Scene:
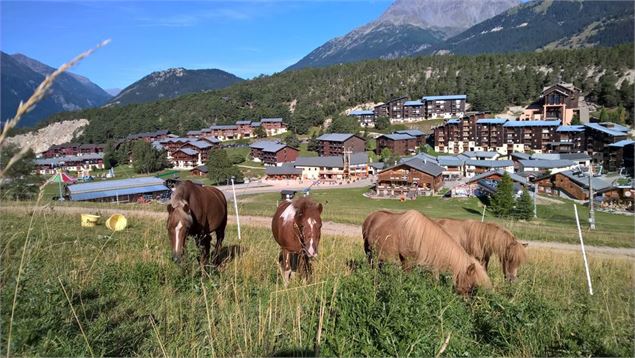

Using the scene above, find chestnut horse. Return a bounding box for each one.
[436,219,528,281]
[363,210,491,295]
[272,197,323,286]
[167,180,227,266]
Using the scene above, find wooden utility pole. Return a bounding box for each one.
[588,165,596,230]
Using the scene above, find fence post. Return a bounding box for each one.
[573,204,593,295]
[481,205,486,222]
[231,176,241,241]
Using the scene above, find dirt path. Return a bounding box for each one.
[3,204,634,260]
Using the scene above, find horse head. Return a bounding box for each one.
[502,241,528,282]
[167,199,193,262]
[294,201,323,258]
[455,259,492,296]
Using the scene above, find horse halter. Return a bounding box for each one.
[293,221,311,255]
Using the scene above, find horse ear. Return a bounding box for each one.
[167,204,174,214]
[522,242,528,247]
[466,263,476,275]
[318,203,323,213]
[182,203,190,214]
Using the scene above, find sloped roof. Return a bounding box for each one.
[68,177,166,194]
[465,159,513,168]
[531,153,590,161]
[404,100,423,106]
[379,133,414,141]
[599,122,629,132]
[461,151,499,159]
[35,153,104,166]
[261,118,283,123]
[386,158,443,177]
[349,110,375,116]
[437,155,465,166]
[503,120,561,127]
[519,159,577,169]
[317,133,357,142]
[608,139,635,148]
[250,140,281,149]
[557,125,585,132]
[265,164,302,176]
[395,129,425,137]
[294,152,368,168]
[584,123,626,136]
[559,170,613,192]
[192,165,208,173]
[476,118,507,125]
[236,120,252,125]
[467,169,528,185]
[186,140,214,149]
[447,119,460,124]
[422,95,466,101]
[511,152,531,160]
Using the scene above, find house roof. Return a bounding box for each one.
[608,139,635,148]
[294,152,367,168]
[250,121,261,127]
[261,118,283,123]
[519,159,577,169]
[35,153,104,166]
[265,164,302,176]
[476,118,507,125]
[531,153,591,161]
[465,159,513,168]
[210,124,238,130]
[584,123,626,136]
[447,119,460,124]
[557,125,585,132]
[379,133,414,141]
[404,100,423,106]
[503,120,561,127]
[250,140,281,149]
[467,169,529,185]
[187,130,202,136]
[511,152,531,160]
[159,137,193,144]
[176,148,198,156]
[422,95,466,101]
[236,120,252,125]
[437,155,465,166]
[349,110,375,116]
[389,158,443,177]
[317,133,357,142]
[185,140,214,150]
[559,170,613,192]
[599,122,629,132]
[461,151,499,159]
[192,165,208,173]
[200,136,220,144]
[395,129,425,137]
[68,177,167,195]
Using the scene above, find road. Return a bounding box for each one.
[5,204,634,260]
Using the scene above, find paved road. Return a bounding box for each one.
[5,204,634,260]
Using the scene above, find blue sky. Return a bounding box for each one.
[1,0,392,89]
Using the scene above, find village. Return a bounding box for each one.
[31,83,634,213]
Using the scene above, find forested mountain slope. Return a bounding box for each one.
[36,44,634,143]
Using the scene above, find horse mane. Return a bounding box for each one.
[170,180,193,208]
[291,197,321,218]
[464,220,526,265]
[396,211,490,287]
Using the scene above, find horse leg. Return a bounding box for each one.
[482,256,490,271]
[364,239,375,268]
[196,234,211,271]
[213,220,227,265]
[279,250,292,287]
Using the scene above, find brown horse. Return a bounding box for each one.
[166,180,227,267]
[363,210,491,295]
[272,197,323,286]
[436,219,528,281]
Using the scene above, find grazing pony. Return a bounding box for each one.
[436,219,528,281]
[272,197,323,286]
[167,180,227,267]
[362,210,491,295]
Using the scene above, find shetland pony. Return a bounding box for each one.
[436,219,528,281]
[272,197,323,286]
[167,180,227,267]
[363,210,491,295]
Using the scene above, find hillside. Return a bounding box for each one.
[107,67,244,106]
[286,0,518,70]
[1,52,112,128]
[36,44,634,144]
[437,0,635,55]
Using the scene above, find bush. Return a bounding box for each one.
[230,153,246,164]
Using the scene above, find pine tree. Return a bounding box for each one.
[307,132,319,152]
[490,173,515,218]
[131,141,169,174]
[284,132,301,148]
[206,148,243,185]
[514,188,534,221]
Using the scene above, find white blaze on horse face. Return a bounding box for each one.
[281,204,296,225]
[307,238,316,257]
[174,221,184,253]
[307,218,316,231]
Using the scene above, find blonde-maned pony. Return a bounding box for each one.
[436,219,528,281]
[363,210,492,295]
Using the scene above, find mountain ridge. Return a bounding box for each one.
[107,67,244,106]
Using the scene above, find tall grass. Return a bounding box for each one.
[1,210,633,356]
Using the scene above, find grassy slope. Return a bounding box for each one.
[1,210,632,356]
[234,188,635,248]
